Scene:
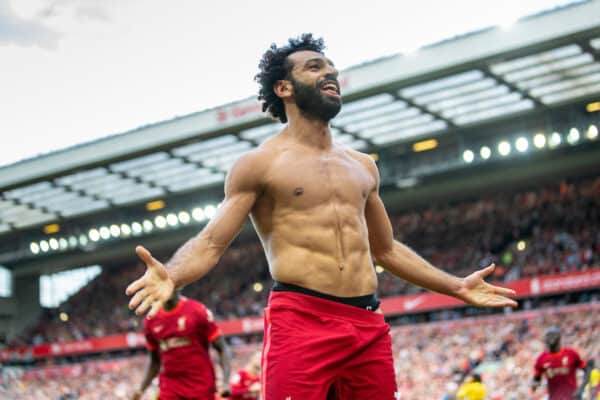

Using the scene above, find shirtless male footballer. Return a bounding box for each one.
[126,33,517,399]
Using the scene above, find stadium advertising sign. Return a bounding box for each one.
[213,75,349,124]
[382,268,600,315]
[0,333,145,361]
[216,100,263,124]
[2,268,598,362]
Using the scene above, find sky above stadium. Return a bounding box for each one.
[0,0,579,167]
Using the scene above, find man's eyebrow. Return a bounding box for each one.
[301,57,335,70]
[304,57,335,67]
[303,57,326,67]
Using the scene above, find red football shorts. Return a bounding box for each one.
[158,388,216,400]
[261,291,398,399]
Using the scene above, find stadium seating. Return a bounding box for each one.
[14,176,600,346]
[4,303,598,399]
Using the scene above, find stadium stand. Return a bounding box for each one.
[12,175,599,346]
[1,3,600,399]
[3,302,598,399]
[391,303,600,399]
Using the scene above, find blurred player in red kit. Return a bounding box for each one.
[132,289,232,400]
[531,326,591,400]
[229,351,261,399]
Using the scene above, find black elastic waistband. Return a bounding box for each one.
[272,281,380,311]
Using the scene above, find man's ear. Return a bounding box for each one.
[274,79,293,99]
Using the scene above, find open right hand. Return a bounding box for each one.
[126,245,175,318]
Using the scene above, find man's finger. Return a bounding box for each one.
[479,263,495,278]
[489,295,518,308]
[503,299,518,308]
[136,296,154,316]
[148,301,162,319]
[126,277,145,296]
[136,245,159,267]
[129,288,147,310]
[491,285,516,297]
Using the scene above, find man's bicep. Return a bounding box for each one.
[201,191,256,247]
[200,152,262,248]
[360,153,395,259]
[364,190,395,259]
[211,334,227,352]
[150,349,160,364]
[534,357,544,377]
[144,323,158,351]
[574,350,586,369]
[224,150,263,199]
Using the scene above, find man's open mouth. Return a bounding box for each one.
[320,80,340,97]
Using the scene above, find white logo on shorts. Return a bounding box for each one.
[394,391,401,399]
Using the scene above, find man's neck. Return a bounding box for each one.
[549,345,561,353]
[286,109,333,149]
[163,297,179,311]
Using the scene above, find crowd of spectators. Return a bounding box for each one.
[13,176,600,346]
[4,302,598,399]
[1,341,259,400]
[1,356,149,399]
[391,302,599,399]
[379,176,600,296]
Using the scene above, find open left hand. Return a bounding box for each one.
[456,264,518,308]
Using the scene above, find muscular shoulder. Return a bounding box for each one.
[187,299,215,322]
[344,147,380,182]
[142,315,153,330]
[225,147,272,195]
[186,298,205,313]
[143,313,163,332]
[564,348,582,358]
[563,347,578,354]
[535,352,548,365]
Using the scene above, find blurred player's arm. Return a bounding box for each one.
[530,375,542,392]
[362,155,517,308]
[212,335,232,397]
[132,350,160,400]
[127,151,265,317]
[531,356,543,393]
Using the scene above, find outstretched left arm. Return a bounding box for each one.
[362,157,517,308]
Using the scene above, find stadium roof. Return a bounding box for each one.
[1,0,600,259]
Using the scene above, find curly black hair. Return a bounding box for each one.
[255,33,326,123]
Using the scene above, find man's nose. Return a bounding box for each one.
[326,65,339,79]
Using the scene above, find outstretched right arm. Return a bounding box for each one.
[126,151,264,317]
[531,355,543,393]
[132,350,160,399]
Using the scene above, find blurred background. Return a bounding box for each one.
[0,0,599,399]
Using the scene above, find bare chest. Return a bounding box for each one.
[264,151,374,209]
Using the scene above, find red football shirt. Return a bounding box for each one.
[144,297,222,398]
[534,347,586,400]
[230,369,260,399]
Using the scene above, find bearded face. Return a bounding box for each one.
[290,74,341,122]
